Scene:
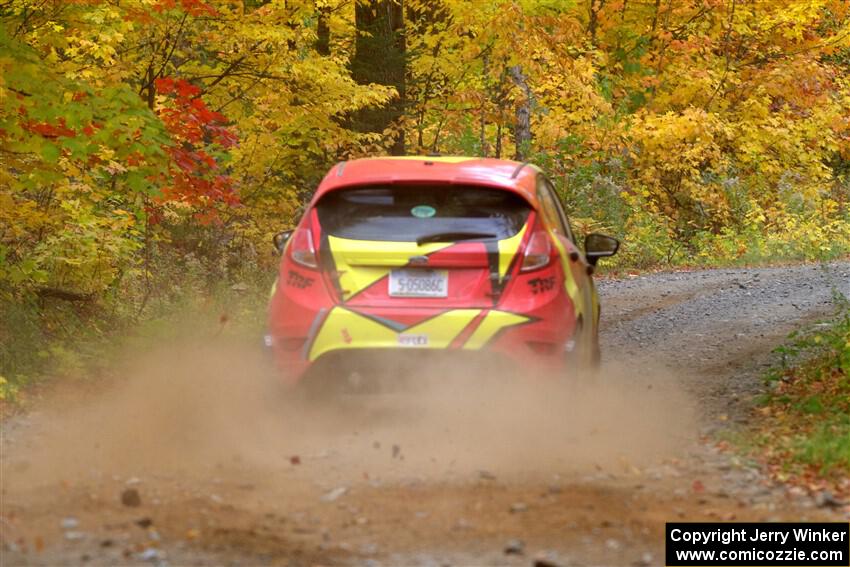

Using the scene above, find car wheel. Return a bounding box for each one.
[570,316,600,375]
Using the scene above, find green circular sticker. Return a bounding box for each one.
[411,205,436,218]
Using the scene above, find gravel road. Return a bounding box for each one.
[2,262,848,567]
[599,263,849,422]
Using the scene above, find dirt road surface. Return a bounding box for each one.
[2,262,849,566]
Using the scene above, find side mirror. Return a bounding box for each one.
[273,230,293,254]
[585,233,619,266]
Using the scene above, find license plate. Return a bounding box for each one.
[389,269,448,298]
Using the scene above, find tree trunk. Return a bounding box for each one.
[508,65,532,161]
[352,0,406,155]
[588,0,605,45]
[316,4,330,55]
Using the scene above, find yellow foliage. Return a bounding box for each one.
[1,0,849,303]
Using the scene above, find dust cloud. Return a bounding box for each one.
[2,335,696,493]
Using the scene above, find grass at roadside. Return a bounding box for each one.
[0,275,271,407]
[744,294,850,495]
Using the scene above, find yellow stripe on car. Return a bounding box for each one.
[462,311,530,350]
[308,308,399,361]
[327,235,453,300]
[308,307,530,361]
[496,223,528,282]
[404,309,480,347]
[549,236,583,320]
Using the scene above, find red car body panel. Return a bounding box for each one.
[314,158,541,208]
[266,157,595,385]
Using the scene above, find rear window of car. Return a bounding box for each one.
[316,185,531,242]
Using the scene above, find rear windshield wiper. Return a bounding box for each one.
[416,231,498,245]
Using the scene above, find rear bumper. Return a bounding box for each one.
[267,302,577,384]
[267,251,581,384]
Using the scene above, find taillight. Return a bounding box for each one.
[520,229,552,272]
[289,227,318,269]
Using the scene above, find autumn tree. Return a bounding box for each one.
[1,0,849,309]
[351,0,406,155]
[0,0,394,302]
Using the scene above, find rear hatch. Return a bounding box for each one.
[315,184,531,307]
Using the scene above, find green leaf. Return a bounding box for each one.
[125,172,150,193]
[40,143,61,163]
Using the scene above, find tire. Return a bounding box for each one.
[570,316,600,377]
[576,280,601,370]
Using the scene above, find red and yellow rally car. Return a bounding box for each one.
[266,157,619,386]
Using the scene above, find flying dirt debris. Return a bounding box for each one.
[1,263,847,566]
[121,488,142,508]
[4,0,850,563]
